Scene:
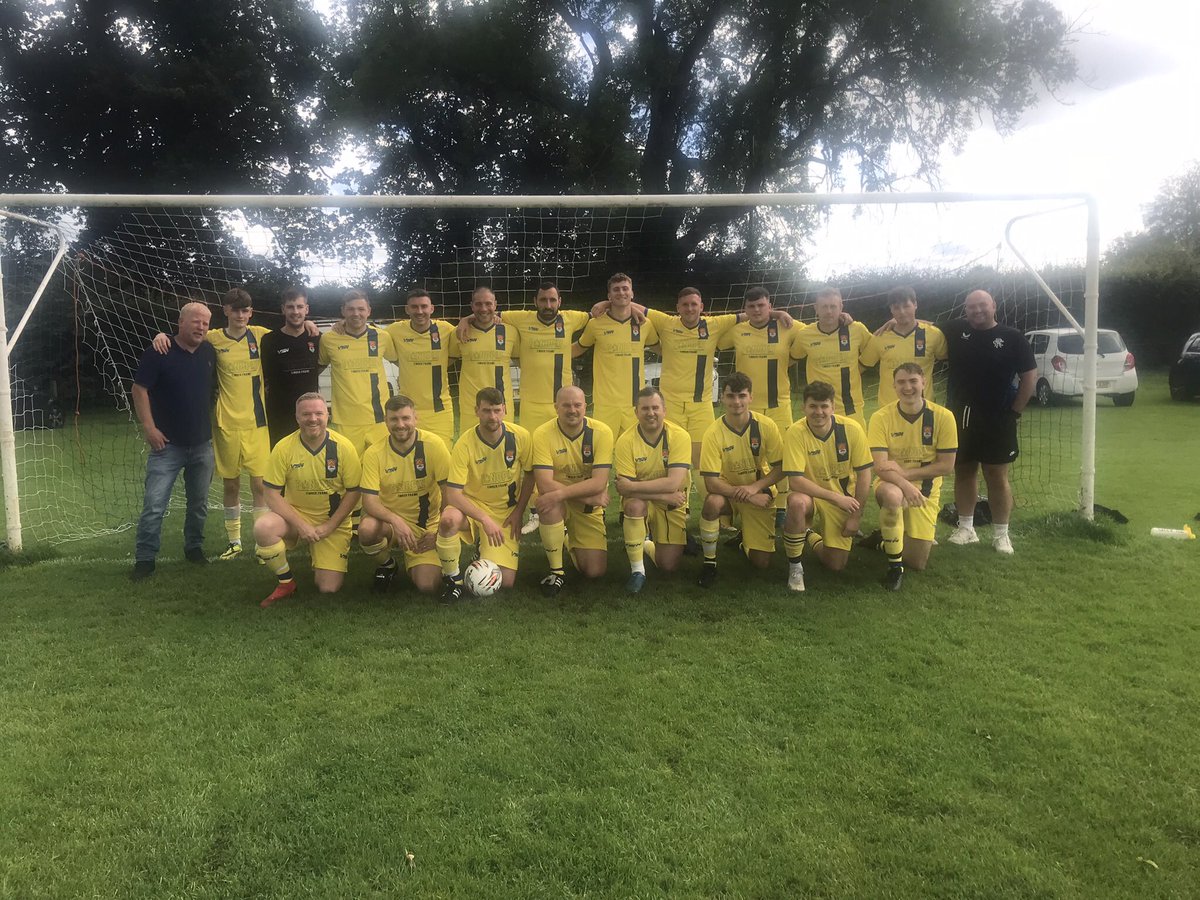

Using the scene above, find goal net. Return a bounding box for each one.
[0,195,1097,549]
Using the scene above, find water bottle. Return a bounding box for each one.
[1150,525,1195,540]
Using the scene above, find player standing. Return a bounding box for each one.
[261,286,324,448]
[860,286,948,406]
[614,387,692,594]
[791,287,873,428]
[781,381,873,591]
[717,288,800,437]
[437,388,534,602]
[318,289,396,458]
[384,289,457,448]
[358,395,452,595]
[449,286,520,413]
[530,385,614,596]
[868,364,958,590]
[254,393,362,607]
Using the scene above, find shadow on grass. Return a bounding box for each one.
[0,543,60,570]
[1021,512,1129,545]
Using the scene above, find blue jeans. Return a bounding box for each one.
[134,442,215,562]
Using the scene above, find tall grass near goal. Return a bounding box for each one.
[0,193,1099,551]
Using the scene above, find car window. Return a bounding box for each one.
[1030,334,1050,355]
[1057,333,1125,355]
[1186,336,1200,356]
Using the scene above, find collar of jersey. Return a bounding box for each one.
[636,424,666,447]
[806,418,836,442]
[222,328,250,342]
[470,320,497,333]
[556,420,587,441]
[892,323,919,338]
[475,423,507,449]
[300,432,330,455]
[605,311,633,324]
[721,414,753,436]
[817,322,843,335]
[345,327,371,339]
[389,435,419,456]
[898,401,928,424]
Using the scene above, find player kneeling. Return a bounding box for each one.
[781,381,873,591]
[697,373,785,587]
[436,389,534,602]
[532,386,614,596]
[254,393,361,607]
[867,363,958,591]
[614,387,692,594]
[357,395,452,596]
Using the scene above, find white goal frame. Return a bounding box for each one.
[0,191,1101,552]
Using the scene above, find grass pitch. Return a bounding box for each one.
[2,373,1198,897]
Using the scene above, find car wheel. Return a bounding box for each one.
[1112,391,1135,407]
[1035,379,1055,407]
[1169,377,1186,401]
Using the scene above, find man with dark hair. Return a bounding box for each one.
[791,286,873,428]
[261,286,324,447]
[384,289,457,447]
[318,289,396,457]
[449,286,521,414]
[861,286,948,406]
[944,289,1036,555]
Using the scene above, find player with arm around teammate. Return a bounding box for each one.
[260,285,325,448]
[357,395,452,595]
[781,380,873,592]
[868,363,958,591]
[614,386,692,594]
[383,289,457,448]
[254,393,362,607]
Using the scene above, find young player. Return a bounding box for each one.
[261,285,324,448]
[449,286,520,413]
[383,289,456,448]
[868,363,958,591]
[781,381,873,591]
[860,286,948,406]
[614,386,692,594]
[318,289,396,457]
[531,385,614,595]
[254,393,362,607]
[573,273,658,439]
[358,395,452,595]
[791,286,873,427]
[716,287,800,437]
[437,388,534,602]
[697,373,785,587]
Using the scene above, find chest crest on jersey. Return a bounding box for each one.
[922,424,933,443]
[750,434,761,454]
[430,324,442,350]
[697,319,709,340]
[246,331,260,359]
[631,321,641,342]
[767,322,778,343]
[495,325,506,350]
[554,317,565,339]
[838,326,851,352]
[415,456,426,477]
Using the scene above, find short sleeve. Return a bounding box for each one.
[133,346,163,390]
[790,326,810,360]
[531,425,554,469]
[762,416,784,464]
[427,433,452,483]
[264,440,289,490]
[577,318,598,349]
[860,334,881,367]
[318,336,331,365]
[340,439,362,490]
[847,420,873,469]
[564,310,591,335]
[591,420,614,467]
[928,325,949,361]
[446,434,471,487]
[782,425,807,476]
[447,329,462,360]
[517,428,534,472]
[935,406,959,453]
[614,432,636,479]
[640,316,659,346]
[867,409,888,451]
[699,423,722,476]
[359,443,382,494]
[667,425,691,468]
[716,328,735,351]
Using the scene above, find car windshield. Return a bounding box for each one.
[1058,332,1125,355]
[1186,336,1200,356]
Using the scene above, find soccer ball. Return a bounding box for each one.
[463,558,504,597]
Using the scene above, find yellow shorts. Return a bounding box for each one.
[334,422,389,458]
[872,480,940,543]
[812,498,854,552]
[285,515,352,573]
[565,500,608,551]
[419,409,456,449]
[663,397,714,443]
[392,522,441,571]
[591,404,637,440]
[461,504,521,571]
[646,501,689,547]
[518,400,557,434]
[213,425,270,480]
[732,501,777,554]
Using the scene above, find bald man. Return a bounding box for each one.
[944,289,1036,555]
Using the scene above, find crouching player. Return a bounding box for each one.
[532,385,614,596]
[614,386,692,594]
[697,373,784,587]
[357,395,452,595]
[437,388,534,602]
[781,380,873,591]
[868,363,958,591]
[254,393,361,607]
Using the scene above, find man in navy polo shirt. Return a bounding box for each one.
[130,301,218,579]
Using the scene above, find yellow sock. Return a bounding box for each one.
[879,508,904,566]
[251,506,268,523]
[436,532,462,578]
[360,537,390,559]
[700,518,720,562]
[623,515,647,574]
[539,520,566,575]
[643,538,657,566]
[255,539,291,580]
[224,507,241,545]
[783,531,806,564]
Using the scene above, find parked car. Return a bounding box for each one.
[1025,327,1138,407]
[1169,332,1200,401]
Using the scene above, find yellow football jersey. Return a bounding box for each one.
[503,309,589,406]
[449,322,520,408]
[531,416,614,486]
[384,320,454,415]
[577,313,658,411]
[791,321,872,419]
[717,320,798,412]
[447,422,532,510]
[614,420,692,482]
[699,412,783,486]
[860,323,949,405]
[318,327,396,426]
[782,415,872,495]
[647,310,738,403]
[207,325,270,430]
[359,429,451,527]
[867,400,958,496]
[263,428,362,520]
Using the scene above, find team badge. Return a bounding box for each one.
[750,434,761,454]
[915,337,925,354]
[368,340,377,353]
[631,321,641,342]
[839,328,850,352]
[430,324,441,350]
[554,317,564,339]
[326,456,339,476]
[922,424,933,442]
[307,342,315,353]
[415,455,426,477]
[767,322,778,342]
[504,446,515,466]
[698,319,709,340]
[582,444,593,461]
[496,331,506,349]
[837,442,847,457]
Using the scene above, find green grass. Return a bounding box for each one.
[2,372,1198,897]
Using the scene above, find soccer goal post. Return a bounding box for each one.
[0,191,1100,552]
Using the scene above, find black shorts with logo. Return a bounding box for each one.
[954,404,1019,466]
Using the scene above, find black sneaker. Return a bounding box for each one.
[882,565,904,592]
[857,529,883,551]
[372,559,398,593]
[440,576,464,604]
[130,560,155,581]
[724,529,743,547]
[698,563,718,588]
[184,547,208,564]
[540,572,565,598]
[683,534,702,557]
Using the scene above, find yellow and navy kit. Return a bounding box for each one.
[699,412,783,487]
[207,325,270,430]
[782,415,872,494]
[263,428,362,520]
[860,323,949,405]
[647,310,738,403]
[577,313,659,411]
[359,429,451,527]
[531,416,615,485]
[614,420,692,482]
[447,422,532,510]
[318,327,396,426]
[791,321,872,420]
[867,400,958,497]
[504,309,590,406]
[450,322,520,407]
[717,320,798,412]
[384,319,454,416]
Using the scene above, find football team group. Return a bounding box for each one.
[130,274,1037,607]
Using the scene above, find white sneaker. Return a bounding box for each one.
[948,526,979,545]
[993,533,1014,555]
[787,562,806,592]
[521,512,541,535]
